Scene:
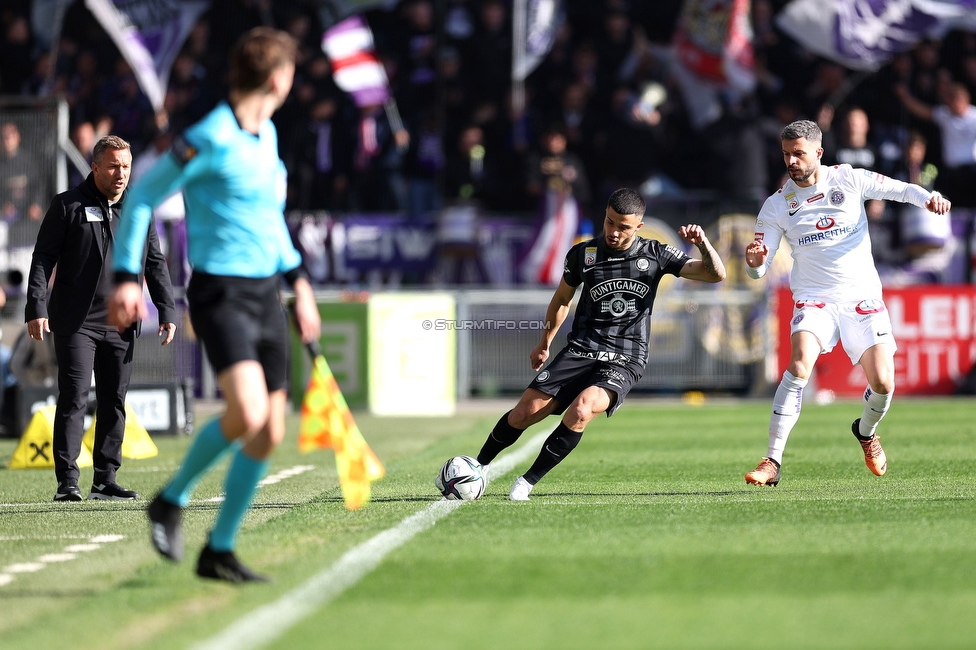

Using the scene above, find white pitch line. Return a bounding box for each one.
[64,544,101,553]
[192,426,553,650]
[3,563,45,573]
[0,535,97,541]
[201,464,317,503]
[0,535,125,588]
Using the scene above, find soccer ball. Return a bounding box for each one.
[435,456,486,500]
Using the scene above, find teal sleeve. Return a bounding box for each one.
[276,213,303,275]
[115,154,190,275]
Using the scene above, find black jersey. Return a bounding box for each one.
[563,235,691,366]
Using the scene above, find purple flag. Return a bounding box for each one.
[86,0,209,111]
[777,0,976,71]
[512,0,562,82]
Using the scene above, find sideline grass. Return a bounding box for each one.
[1,398,975,649]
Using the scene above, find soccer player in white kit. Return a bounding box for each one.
[743,120,952,486]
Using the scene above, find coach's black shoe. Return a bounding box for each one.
[196,544,270,583]
[147,493,184,561]
[54,481,83,502]
[88,482,140,500]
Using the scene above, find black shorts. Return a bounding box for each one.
[527,346,643,417]
[187,272,289,391]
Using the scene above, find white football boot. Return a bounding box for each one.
[509,476,533,501]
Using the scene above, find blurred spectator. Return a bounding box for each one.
[525,123,591,210]
[596,85,664,197]
[695,96,769,203]
[895,82,976,208]
[443,124,496,206]
[0,14,33,94]
[866,199,902,274]
[65,49,103,125]
[803,62,849,123]
[596,11,634,90]
[10,326,57,388]
[404,108,445,217]
[892,130,939,190]
[569,40,600,94]
[0,122,43,221]
[278,54,345,211]
[467,0,511,106]
[436,45,473,146]
[892,131,958,283]
[435,202,487,285]
[98,59,155,152]
[828,107,877,168]
[549,82,598,157]
[394,0,438,121]
[443,0,475,47]
[344,103,409,212]
[961,54,976,101]
[910,39,943,105]
[22,49,63,97]
[68,120,97,188]
[165,52,212,132]
[296,94,343,210]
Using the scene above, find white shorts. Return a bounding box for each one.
[789,298,898,364]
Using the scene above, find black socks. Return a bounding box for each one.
[477,410,525,465]
[523,422,583,485]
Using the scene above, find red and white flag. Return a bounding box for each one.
[321,15,390,108]
[670,0,755,130]
[521,190,579,286]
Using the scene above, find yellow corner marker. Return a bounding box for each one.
[7,405,94,469]
[82,405,158,459]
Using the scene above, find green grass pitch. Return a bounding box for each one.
[1,397,975,649]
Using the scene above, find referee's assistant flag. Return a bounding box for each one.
[299,342,385,510]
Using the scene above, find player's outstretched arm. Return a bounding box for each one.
[925,192,951,215]
[745,239,769,269]
[677,224,726,283]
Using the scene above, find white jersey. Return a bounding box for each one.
[747,164,934,302]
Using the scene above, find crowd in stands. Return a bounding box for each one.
[1,0,975,284]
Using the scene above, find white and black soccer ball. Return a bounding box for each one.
[435,455,486,500]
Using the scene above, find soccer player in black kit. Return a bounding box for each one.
[476,187,726,500]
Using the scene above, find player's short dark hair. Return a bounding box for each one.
[607,188,645,218]
[92,135,130,164]
[230,27,298,93]
[781,119,822,144]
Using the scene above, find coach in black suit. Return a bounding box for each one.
[26,135,177,502]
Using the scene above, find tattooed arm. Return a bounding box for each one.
[677,223,727,283]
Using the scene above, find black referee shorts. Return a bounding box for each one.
[527,346,643,417]
[187,272,290,391]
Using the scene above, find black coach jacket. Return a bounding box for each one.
[25,173,176,335]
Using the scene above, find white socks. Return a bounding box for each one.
[858,388,892,438]
[767,370,808,464]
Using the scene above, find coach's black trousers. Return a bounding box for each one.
[52,326,134,485]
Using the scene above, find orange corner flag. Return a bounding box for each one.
[299,353,385,509]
